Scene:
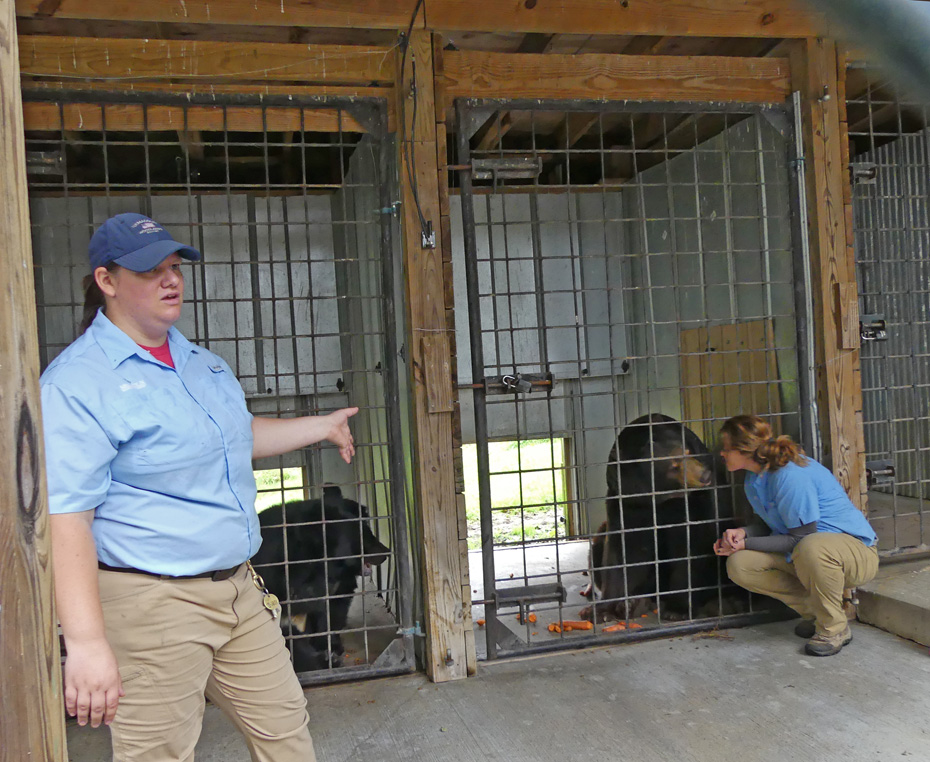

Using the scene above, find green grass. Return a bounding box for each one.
[254,467,305,513]
[462,439,568,549]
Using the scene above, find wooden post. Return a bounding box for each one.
[0,1,68,758]
[396,28,474,681]
[790,38,866,510]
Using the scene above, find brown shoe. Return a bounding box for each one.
[805,627,853,657]
[794,619,816,639]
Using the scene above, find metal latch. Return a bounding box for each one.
[471,156,543,181]
[477,372,553,395]
[850,162,878,185]
[26,150,64,176]
[860,314,887,342]
[865,460,895,487]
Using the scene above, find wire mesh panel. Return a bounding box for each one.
[25,91,414,683]
[453,99,811,658]
[847,72,930,556]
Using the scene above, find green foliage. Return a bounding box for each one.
[254,467,305,513]
[462,439,569,549]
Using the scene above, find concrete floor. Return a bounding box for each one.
[66,619,930,762]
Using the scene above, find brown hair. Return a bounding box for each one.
[79,263,119,334]
[719,414,806,471]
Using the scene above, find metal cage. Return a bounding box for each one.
[24,89,415,684]
[453,97,813,658]
[847,70,930,558]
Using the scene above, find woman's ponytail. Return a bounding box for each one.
[79,264,117,334]
[720,415,806,471]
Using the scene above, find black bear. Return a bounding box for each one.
[252,485,390,671]
[581,413,736,622]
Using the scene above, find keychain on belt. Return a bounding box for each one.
[246,561,282,620]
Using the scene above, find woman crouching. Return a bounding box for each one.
[713,415,879,657]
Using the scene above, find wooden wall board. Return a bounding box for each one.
[15,0,422,30]
[428,0,823,39]
[18,35,395,85]
[443,51,791,103]
[680,319,782,446]
[0,2,67,758]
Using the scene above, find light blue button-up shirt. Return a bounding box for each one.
[41,310,261,576]
[744,458,878,549]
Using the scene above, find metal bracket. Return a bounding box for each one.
[860,314,887,342]
[850,162,878,185]
[421,219,436,249]
[865,459,895,487]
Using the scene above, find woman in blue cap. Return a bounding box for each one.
[42,213,354,761]
[713,415,879,657]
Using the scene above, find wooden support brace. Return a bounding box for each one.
[790,38,866,510]
[397,29,473,682]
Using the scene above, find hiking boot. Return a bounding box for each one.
[805,627,853,657]
[794,619,816,639]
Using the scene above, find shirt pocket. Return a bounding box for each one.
[204,364,253,442]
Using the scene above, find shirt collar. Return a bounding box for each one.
[89,309,198,370]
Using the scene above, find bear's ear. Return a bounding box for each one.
[322,484,343,501]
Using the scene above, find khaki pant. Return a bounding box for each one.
[726,532,879,637]
[98,564,315,762]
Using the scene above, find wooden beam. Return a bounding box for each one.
[397,29,472,682]
[22,102,368,133]
[473,112,513,152]
[790,38,866,509]
[21,80,395,130]
[15,0,422,29]
[554,112,600,149]
[0,2,67,759]
[443,51,791,103]
[18,35,395,84]
[427,0,823,39]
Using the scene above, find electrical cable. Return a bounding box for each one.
[398,0,432,246]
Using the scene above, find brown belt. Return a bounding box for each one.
[97,561,243,581]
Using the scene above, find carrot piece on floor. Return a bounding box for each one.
[476,619,486,627]
[560,620,593,630]
[603,623,627,632]
[629,622,643,629]
[547,623,562,633]
[528,613,537,623]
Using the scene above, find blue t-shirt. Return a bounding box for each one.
[744,458,877,549]
[40,310,262,575]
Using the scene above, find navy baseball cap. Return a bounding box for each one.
[88,213,201,272]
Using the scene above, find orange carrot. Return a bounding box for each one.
[476,619,486,627]
[560,620,594,631]
[547,623,562,633]
[603,623,626,632]
[528,613,537,624]
[629,622,643,629]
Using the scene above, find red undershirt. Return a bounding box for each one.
[138,341,175,368]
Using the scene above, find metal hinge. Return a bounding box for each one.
[376,201,402,217]
[865,460,895,487]
[860,314,887,342]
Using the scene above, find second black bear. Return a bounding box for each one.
[582,413,736,622]
[252,485,390,671]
